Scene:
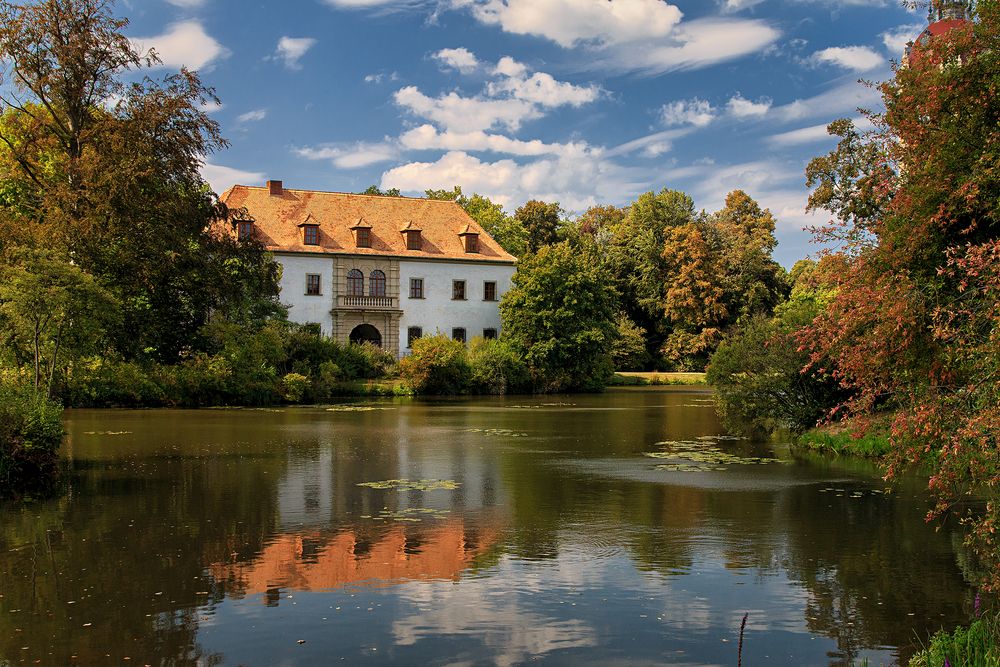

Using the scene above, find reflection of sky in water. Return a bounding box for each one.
[198,540,897,666]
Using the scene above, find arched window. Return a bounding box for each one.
[370,270,386,297]
[347,269,364,296]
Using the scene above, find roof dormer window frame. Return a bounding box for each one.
[400,221,423,251]
[458,224,480,254]
[351,218,373,249]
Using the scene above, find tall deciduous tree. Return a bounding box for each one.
[0,0,280,361]
[0,249,117,396]
[515,199,561,253]
[803,0,1000,586]
[500,242,617,392]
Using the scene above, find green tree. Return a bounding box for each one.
[515,199,561,253]
[0,249,117,396]
[361,185,402,197]
[610,313,648,371]
[0,0,281,361]
[500,242,617,391]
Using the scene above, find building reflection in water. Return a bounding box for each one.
[212,520,502,598]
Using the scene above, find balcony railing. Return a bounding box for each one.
[338,295,398,309]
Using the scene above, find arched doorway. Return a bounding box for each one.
[349,323,382,347]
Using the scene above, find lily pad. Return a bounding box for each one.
[357,479,461,491]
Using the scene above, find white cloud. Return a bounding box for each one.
[881,24,923,55]
[457,0,683,48]
[237,109,267,123]
[198,100,224,113]
[295,141,399,169]
[454,1,779,74]
[812,45,885,72]
[381,150,643,211]
[605,128,692,158]
[133,21,228,71]
[394,86,540,133]
[487,57,601,107]
[433,47,480,73]
[200,163,265,194]
[399,124,589,157]
[769,116,874,146]
[660,98,715,127]
[165,0,205,6]
[721,0,765,11]
[772,79,882,123]
[275,36,317,70]
[393,54,600,132]
[727,93,771,118]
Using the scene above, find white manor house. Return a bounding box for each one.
[222,181,516,358]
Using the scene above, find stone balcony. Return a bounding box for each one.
[336,294,399,310]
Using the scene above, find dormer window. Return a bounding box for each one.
[303,225,319,246]
[400,221,422,251]
[237,220,254,241]
[458,225,480,254]
[351,218,373,248]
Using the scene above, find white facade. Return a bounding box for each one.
[398,259,515,354]
[276,253,336,332]
[275,251,514,357]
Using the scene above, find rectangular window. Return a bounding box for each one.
[464,235,479,253]
[409,278,424,299]
[452,328,466,344]
[237,221,253,241]
[452,280,466,300]
[407,326,423,348]
[306,274,321,296]
[483,281,497,302]
[483,328,498,340]
[357,228,371,248]
[303,225,319,246]
[406,232,421,250]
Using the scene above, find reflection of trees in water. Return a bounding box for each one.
[0,453,283,665]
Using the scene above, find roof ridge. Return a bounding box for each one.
[232,184,461,204]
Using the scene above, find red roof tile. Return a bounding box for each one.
[221,185,516,263]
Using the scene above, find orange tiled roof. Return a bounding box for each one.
[221,185,516,263]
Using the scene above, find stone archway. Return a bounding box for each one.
[349,323,382,347]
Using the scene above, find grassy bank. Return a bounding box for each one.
[909,610,1000,666]
[796,427,892,458]
[610,372,708,387]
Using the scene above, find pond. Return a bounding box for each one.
[0,389,977,666]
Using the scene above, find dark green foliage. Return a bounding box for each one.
[515,199,561,253]
[0,382,63,491]
[707,274,844,434]
[610,313,649,371]
[398,334,470,395]
[61,322,396,407]
[467,337,531,395]
[501,242,617,392]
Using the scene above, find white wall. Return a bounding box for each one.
[276,253,334,333]
[398,259,515,354]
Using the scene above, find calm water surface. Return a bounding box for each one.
[0,389,977,666]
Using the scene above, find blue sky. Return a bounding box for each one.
[122,0,926,266]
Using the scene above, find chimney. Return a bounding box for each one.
[267,180,283,196]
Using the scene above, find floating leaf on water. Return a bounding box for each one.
[357,479,461,492]
[363,507,451,523]
[464,428,528,437]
